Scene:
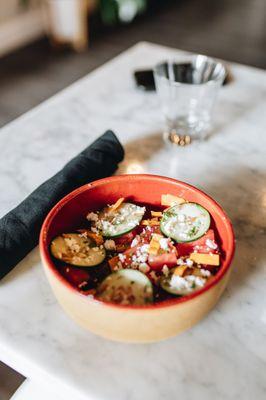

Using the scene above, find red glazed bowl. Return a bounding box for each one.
[40,174,235,343]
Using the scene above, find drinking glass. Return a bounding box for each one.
[153,55,226,145]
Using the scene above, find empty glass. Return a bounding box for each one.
[153,55,226,144]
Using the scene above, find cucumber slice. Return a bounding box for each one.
[50,233,106,267]
[160,269,207,296]
[160,202,210,243]
[96,202,145,238]
[97,269,153,306]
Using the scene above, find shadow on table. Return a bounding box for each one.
[117,132,164,174]
[203,166,266,300]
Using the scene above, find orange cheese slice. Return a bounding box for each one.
[108,197,125,213]
[190,253,220,266]
[173,265,188,277]
[151,211,163,218]
[161,194,186,207]
[78,230,104,245]
[141,218,160,226]
[148,233,163,256]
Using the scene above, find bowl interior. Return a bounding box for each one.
[41,175,235,303]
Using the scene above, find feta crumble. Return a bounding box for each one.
[131,235,140,247]
[162,265,169,276]
[159,238,169,251]
[118,253,126,263]
[206,239,218,250]
[169,274,206,295]
[86,212,99,222]
[200,268,211,277]
[185,258,193,267]
[104,239,116,251]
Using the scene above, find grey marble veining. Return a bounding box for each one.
[0,42,266,400]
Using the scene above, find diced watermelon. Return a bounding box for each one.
[148,252,177,271]
[177,229,219,256]
[60,266,90,287]
[114,229,137,246]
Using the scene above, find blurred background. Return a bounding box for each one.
[0,0,265,130]
[0,0,265,398]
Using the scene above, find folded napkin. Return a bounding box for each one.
[0,130,124,280]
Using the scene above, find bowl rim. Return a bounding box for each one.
[39,174,235,311]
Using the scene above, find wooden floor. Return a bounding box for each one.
[0,0,265,398]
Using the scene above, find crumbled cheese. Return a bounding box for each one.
[186,275,205,287]
[131,235,140,247]
[162,265,169,276]
[159,237,169,251]
[118,253,126,263]
[96,204,145,235]
[169,274,206,294]
[206,239,218,250]
[135,250,148,263]
[185,258,193,267]
[86,212,99,222]
[64,237,80,253]
[139,244,150,254]
[200,269,211,277]
[170,275,190,290]
[104,239,116,251]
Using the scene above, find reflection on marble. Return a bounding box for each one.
[0,42,266,400]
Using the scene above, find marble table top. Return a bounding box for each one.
[0,42,266,400]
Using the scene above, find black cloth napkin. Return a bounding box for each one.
[0,130,124,280]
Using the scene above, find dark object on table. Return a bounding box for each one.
[134,64,194,90]
[134,69,156,91]
[135,61,230,90]
[0,130,124,280]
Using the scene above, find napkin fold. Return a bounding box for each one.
[0,130,124,280]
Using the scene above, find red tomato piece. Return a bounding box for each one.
[148,252,177,271]
[60,266,90,287]
[177,229,219,256]
[114,229,137,246]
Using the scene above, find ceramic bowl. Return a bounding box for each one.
[39,174,235,343]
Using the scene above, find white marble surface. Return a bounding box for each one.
[0,42,266,400]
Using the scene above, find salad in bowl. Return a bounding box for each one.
[40,175,234,342]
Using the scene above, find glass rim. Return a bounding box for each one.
[153,54,226,87]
